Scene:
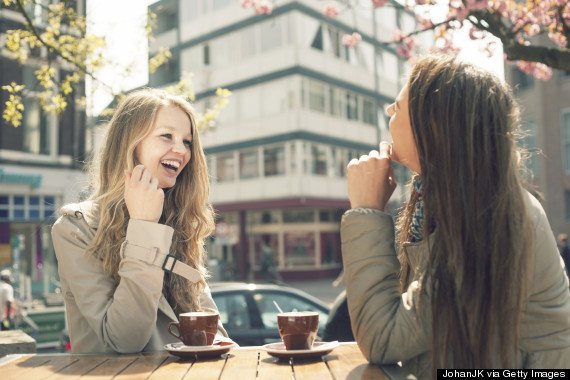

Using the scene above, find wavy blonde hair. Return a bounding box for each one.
[86,88,214,312]
[395,55,532,370]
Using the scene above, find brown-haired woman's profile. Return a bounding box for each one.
[342,54,570,375]
[52,88,231,353]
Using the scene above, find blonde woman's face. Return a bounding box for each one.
[135,105,193,189]
[386,85,420,173]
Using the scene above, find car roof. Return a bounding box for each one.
[209,282,330,311]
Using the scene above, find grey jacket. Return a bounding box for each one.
[51,201,228,354]
[341,192,570,376]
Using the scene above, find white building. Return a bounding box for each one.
[149,0,417,281]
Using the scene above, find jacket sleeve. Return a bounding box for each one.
[52,215,172,353]
[341,209,429,364]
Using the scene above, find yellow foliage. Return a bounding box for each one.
[1,83,25,128]
[149,48,172,74]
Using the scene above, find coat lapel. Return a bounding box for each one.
[158,294,178,322]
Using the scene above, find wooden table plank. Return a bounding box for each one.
[182,355,228,380]
[146,356,194,380]
[219,348,258,380]
[113,354,169,380]
[292,357,333,380]
[325,344,388,380]
[79,356,139,379]
[257,350,294,380]
[7,355,79,380]
[3,355,53,380]
[45,355,110,379]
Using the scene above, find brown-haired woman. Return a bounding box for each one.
[342,54,570,374]
[52,88,230,353]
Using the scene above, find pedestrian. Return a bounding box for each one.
[259,237,282,283]
[0,269,14,330]
[51,89,231,354]
[557,233,570,277]
[342,54,570,375]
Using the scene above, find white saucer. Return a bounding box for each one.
[165,341,235,358]
[263,341,339,359]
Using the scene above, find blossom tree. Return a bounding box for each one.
[1,0,230,129]
[240,0,570,81]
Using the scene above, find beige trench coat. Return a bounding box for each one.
[51,201,228,354]
[341,192,570,376]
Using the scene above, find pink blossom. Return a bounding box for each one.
[323,3,340,18]
[491,0,508,13]
[241,0,255,8]
[342,32,362,48]
[466,0,489,11]
[371,0,388,8]
[393,30,417,59]
[255,0,273,15]
[451,5,469,22]
[549,32,568,48]
[516,61,553,81]
[468,26,484,40]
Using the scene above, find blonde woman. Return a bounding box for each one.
[342,55,570,375]
[52,89,229,354]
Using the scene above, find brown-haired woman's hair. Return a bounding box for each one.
[395,55,532,370]
[86,88,214,313]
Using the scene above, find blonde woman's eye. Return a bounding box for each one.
[184,140,192,148]
[161,134,172,140]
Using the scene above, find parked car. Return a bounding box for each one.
[209,282,330,346]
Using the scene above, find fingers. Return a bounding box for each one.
[379,142,392,158]
[127,165,157,187]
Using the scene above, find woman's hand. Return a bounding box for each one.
[347,142,397,211]
[124,165,164,223]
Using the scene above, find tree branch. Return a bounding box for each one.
[473,9,570,71]
[14,0,114,92]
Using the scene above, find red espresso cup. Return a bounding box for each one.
[277,311,319,350]
[168,311,219,346]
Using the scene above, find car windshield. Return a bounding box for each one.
[253,291,328,329]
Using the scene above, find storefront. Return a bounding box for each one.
[210,198,348,281]
[0,164,86,332]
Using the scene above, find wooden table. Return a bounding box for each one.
[0,342,411,379]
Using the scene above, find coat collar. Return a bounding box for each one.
[59,200,100,229]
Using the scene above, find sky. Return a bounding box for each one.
[86,0,504,116]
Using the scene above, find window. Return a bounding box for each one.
[283,232,315,266]
[309,81,326,113]
[310,25,323,50]
[264,146,285,176]
[239,149,259,179]
[217,153,235,182]
[0,194,58,221]
[211,293,251,329]
[253,291,328,329]
[154,3,178,34]
[329,87,345,117]
[362,97,376,125]
[563,112,570,174]
[283,210,314,223]
[311,144,328,175]
[346,92,359,121]
[23,97,50,155]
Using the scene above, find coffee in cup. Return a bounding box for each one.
[277,311,319,350]
[168,311,219,346]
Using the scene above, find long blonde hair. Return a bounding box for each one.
[395,55,532,369]
[87,88,214,312]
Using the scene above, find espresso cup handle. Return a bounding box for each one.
[168,322,181,339]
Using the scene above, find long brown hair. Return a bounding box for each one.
[396,55,532,369]
[86,88,215,312]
